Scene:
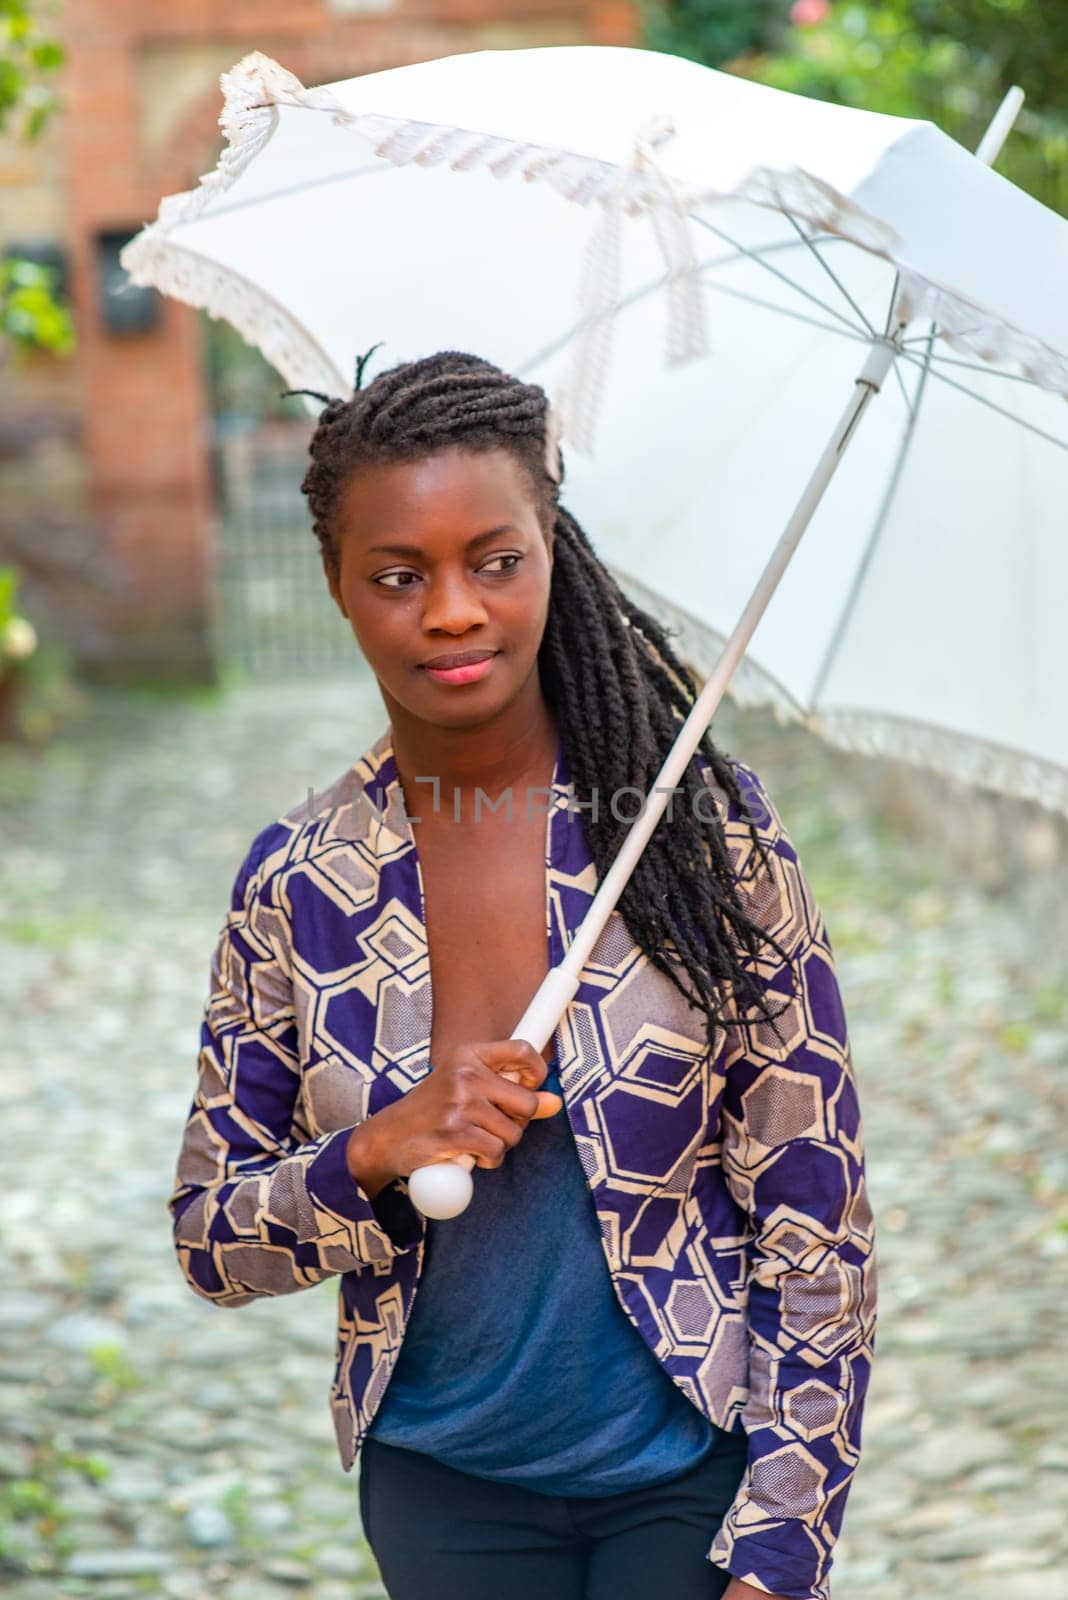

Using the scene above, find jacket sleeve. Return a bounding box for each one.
[706,764,878,1600]
[169,829,425,1308]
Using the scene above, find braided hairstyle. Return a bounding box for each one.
[291,348,797,1050]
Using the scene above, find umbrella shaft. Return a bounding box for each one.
[507,337,901,1056]
[569,339,898,964]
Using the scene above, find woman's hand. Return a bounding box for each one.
[346,1039,562,1197]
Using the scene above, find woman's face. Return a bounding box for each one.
[325,445,553,732]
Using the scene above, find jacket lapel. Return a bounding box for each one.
[353,728,713,1274]
[549,741,718,1274]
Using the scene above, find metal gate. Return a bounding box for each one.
[204,319,364,682]
[210,416,359,682]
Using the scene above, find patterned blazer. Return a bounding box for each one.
[170,726,878,1600]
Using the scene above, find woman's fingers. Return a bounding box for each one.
[434,1043,564,1175]
[465,1101,529,1166]
[489,1076,563,1122]
[486,1066,563,1123]
[463,1064,566,1170]
[472,1037,549,1091]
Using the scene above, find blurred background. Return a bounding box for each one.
[1,3,1065,1598]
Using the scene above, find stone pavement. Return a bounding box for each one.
[1,676,1064,1599]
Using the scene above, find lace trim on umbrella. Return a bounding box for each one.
[121,51,1068,431]
[154,53,355,229]
[894,269,1068,395]
[810,708,1068,816]
[120,235,347,397]
[610,573,1068,815]
[609,569,808,726]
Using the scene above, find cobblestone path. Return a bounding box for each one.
[2,677,1064,1598]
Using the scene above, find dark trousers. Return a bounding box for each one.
[358,1430,749,1600]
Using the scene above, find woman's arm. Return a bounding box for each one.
[168,829,424,1308]
[707,764,878,1600]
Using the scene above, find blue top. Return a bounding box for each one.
[367,1057,729,1495]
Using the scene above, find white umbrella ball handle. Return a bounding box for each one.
[406,968,580,1219]
[405,1149,478,1220]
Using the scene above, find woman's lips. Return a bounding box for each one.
[422,654,497,685]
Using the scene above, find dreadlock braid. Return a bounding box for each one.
[296,348,798,1050]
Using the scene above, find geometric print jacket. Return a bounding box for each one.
[169,725,878,1600]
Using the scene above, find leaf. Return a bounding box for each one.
[30,39,64,70]
[24,95,57,140]
[0,566,19,625]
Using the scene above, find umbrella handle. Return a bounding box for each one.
[407,967,581,1218]
[390,78,1039,1226]
[407,335,886,1220]
[408,316,912,1221]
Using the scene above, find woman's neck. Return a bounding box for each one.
[386,690,560,824]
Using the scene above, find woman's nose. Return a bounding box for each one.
[422,573,489,634]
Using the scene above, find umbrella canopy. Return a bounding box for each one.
[123,44,1068,1215]
[122,45,1068,817]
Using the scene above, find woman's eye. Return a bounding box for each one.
[374,555,519,590]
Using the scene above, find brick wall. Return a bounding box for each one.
[2,0,637,683]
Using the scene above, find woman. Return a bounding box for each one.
[169,351,877,1600]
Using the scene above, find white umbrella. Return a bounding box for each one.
[122,45,1068,1216]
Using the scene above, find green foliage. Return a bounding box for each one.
[0,1443,108,1576]
[87,1341,140,1392]
[741,4,983,117]
[1,2,75,358]
[1,1477,61,1521]
[900,0,1064,112]
[203,313,307,419]
[638,0,1068,213]
[0,562,37,669]
[750,2,1067,209]
[0,563,17,628]
[1,3,74,737]
[639,0,790,68]
[1,256,75,354]
[640,0,1066,112]
[0,0,65,141]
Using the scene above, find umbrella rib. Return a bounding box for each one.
[900,326,985,344]
[889,360,917,423]
[906,352,1047,386]
[173,160,872,356]
[877,272,917,417]
[810,324,939,708]
[896,351,1068,452]
[879,268,918,416]
[782,210,878,337]
[517,242,870,378]
[173,160,397,221]
[699,278,872,342]
[690,214,870,338]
